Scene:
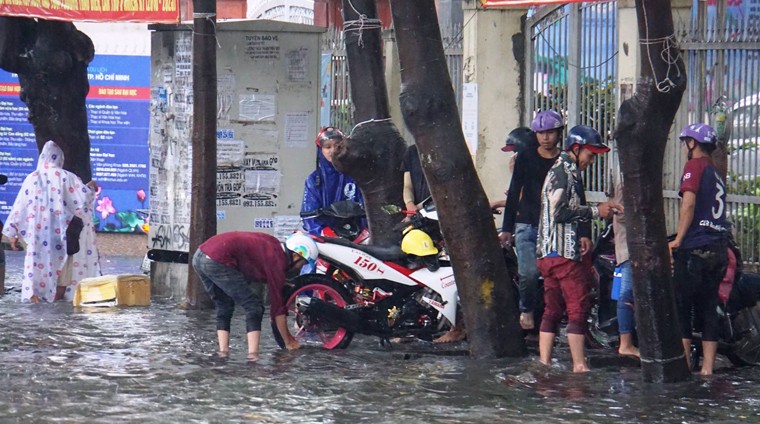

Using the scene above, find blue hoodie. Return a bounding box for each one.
[300,146,364,235]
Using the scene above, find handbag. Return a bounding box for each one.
[66,216,84,255]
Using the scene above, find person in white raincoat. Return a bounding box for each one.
[3,140,101,303]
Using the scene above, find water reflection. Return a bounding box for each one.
[1,250,759,422]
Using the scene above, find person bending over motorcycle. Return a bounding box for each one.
[669,123,729,376]
[192,232,318,358]
[301,127,365,235]
[537,125,622,373]
[500,111,562,330]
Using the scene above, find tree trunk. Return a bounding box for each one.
[614,0,691,383]
[185,0,217,309]
[0,17,94,181]
[335,0,406,245]
[390,0,524,358]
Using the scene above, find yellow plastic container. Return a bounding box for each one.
[73,274,151,307]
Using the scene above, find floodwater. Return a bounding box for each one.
[1,249,759,423]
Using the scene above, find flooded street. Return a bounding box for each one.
[1,249,759,423]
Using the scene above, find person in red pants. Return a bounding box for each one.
[536,125,622,373]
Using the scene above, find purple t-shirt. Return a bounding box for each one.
[678,157,729,249]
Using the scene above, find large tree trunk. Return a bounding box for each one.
[185,0,217,309]
[390,0,524,358]
[614,0,691,383]
[335,0,406,245]
[0,17,94,181]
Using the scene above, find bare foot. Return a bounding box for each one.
[572,365,590,373]
[30,295,41,304]
[618,347,640,358]
[520,312,535,330]
[433,326,466,343]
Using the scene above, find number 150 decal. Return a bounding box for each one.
[354,256,385,275]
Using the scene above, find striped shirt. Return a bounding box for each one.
[537,152,599,262]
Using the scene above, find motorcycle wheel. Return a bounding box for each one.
[727,304,760,366]
[272,274,355,350]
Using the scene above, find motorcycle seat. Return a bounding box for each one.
[321,236,407,261]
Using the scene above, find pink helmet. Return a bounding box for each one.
[531,110,564,132]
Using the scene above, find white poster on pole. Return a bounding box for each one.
[462,83,478,155]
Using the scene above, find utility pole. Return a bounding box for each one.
[186,0,217,308]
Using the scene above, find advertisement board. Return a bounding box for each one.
[0,54,150,233]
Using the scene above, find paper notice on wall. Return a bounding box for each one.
[286,48,309,82]
[217,139,244,166]
[462,83,478,155]
[254,218,274,230]
[274,215,303,241]
[244,168,280,194]
[284,112,310,148]
[239,93,276,122]
[217,73,235,123]
[241,152,280,208]
[245,34,280,61]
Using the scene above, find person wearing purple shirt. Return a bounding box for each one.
[669,123,729,375]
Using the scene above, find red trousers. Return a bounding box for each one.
[537,256,594,335]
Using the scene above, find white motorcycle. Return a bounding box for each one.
[273,212,458,349]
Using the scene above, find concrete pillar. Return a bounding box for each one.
[383,29,413,144]
[462,1,529,205]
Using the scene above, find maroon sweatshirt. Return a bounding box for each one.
[199,232,289,317]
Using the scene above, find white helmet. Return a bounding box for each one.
[285,232,318,263]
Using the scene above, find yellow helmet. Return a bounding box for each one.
[401,229,438,256]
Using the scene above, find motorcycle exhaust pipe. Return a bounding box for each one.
[296,296,366,333]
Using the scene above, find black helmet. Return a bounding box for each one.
[502,127,538,153]
[564,125,609,153]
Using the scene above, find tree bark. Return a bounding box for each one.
[335,0,406,246]
[0,17,94,181]
[390,0,524,358]
[185,0,217,309]
[614,0,691,382]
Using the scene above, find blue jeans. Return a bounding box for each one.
[192,249,265,333]
[514,223,540,313]
[616,261,635,334]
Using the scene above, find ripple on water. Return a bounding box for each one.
[2,254,760,422]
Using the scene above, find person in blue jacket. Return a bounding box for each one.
[301,127,364,235]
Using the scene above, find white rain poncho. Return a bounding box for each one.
[3,141,100,302]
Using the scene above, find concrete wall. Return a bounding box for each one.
[462,2,529,205]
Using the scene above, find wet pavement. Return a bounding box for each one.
[1,249,760,423]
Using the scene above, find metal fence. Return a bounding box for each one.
[525,1,760,267]
[320,24,464,131]
[526,1,619,234]
[673,5,760,266]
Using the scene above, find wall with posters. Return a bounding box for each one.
[0,34,150,234]
[149,21,322,298]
